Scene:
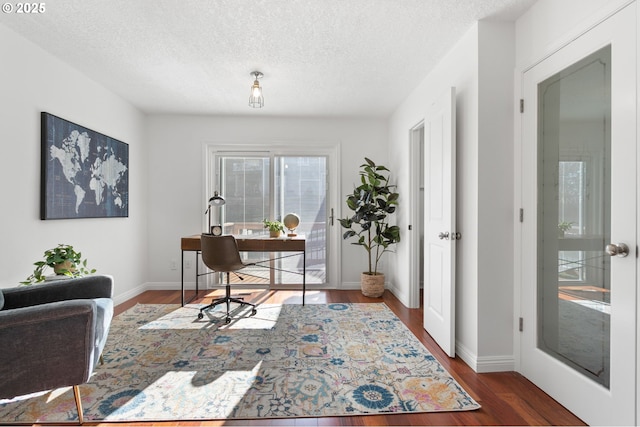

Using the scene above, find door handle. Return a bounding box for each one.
[605,243,629,258]
[439,231,450,240]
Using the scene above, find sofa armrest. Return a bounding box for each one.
[0,299,98,399]
[2,275,113,310]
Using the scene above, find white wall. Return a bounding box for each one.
[389,23,481,361]
[515,0,633,70]
[388,20,516,372]
[0,25,148,302]
[144,115,387,288]
[477,21,516,364]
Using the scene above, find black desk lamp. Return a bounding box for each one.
[205,191,226,235]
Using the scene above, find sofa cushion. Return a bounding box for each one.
[0,289,4,310]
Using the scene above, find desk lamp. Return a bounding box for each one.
[205,191,226,235]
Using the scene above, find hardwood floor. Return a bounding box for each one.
[80,289,585,426]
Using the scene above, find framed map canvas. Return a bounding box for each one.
[41,112,129,219]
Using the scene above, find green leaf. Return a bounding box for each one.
[343,157,399,272]
[342,230,357,240]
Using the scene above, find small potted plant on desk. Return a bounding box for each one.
[339,157,401,297]
[263,219,285,238]
[21,243,96,285]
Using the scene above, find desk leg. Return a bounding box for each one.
[181,250,185,306]
[269,254,275,285]
[196,251,200,296]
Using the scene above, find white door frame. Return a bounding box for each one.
[408,121,425,309]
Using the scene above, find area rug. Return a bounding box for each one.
[0,302,480,423]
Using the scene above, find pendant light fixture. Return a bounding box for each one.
[248,71,264,108]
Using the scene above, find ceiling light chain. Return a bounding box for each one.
[249,71,264,108]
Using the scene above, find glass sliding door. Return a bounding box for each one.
[274,156,327,283]
[215,152,328,285]
[219,155,270,236]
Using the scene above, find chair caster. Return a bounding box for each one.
[251,308,257,316]
[225,317,231,324]
[197,312,204,320]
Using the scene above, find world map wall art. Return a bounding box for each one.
[41,112,129,219]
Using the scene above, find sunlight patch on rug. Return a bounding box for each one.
[0,303,480,422]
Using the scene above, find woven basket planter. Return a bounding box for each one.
[361,272,385,297]
[53,260,76,275]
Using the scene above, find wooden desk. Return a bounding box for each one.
[181,234,306,306]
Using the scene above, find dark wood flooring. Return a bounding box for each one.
[81,289,586,426]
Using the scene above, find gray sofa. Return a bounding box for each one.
[0,274,114,424]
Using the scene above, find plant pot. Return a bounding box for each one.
[269,230,281,238]
[53,260,75,275]
[361,272,385,297]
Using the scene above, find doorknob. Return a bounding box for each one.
[439,231,450,240]
[605,243,629,258]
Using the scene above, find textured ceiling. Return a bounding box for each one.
[1,0,536,117]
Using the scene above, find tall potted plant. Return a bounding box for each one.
[339,157,400,297]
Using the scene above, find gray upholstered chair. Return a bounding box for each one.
[0,274,114,424]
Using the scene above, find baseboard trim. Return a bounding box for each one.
[340,281,361,290]
[475,355,515,373]
[455,342,515,373]
[112,283,147,305]
[114,282,351,305]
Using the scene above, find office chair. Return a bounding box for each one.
[197,234,257,323]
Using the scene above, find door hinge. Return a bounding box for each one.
[520,99,524,113]
[519,208,524,223]
[519,317,524,332]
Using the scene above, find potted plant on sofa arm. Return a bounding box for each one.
[21,244,96,285]
[339,157,400,297]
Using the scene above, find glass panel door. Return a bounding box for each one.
[216,153,328,285]
[520,7,636,424]
[537,45,611,387]
[219,155,270,236]
[274,156,327,284]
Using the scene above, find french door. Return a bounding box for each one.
[205,145,339,288]
[519,4,636,425]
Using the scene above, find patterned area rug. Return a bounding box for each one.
[0,303,480,422]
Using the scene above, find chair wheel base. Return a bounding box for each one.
[197,299,257,323]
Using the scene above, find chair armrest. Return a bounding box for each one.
[0,299,97,399]
[2,274,113,310]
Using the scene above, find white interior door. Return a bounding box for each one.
[519,5,636,425]
[423,87,457,357]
